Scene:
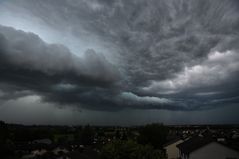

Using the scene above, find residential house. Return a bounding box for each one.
[177,136,239,159]
[164,138,184,159]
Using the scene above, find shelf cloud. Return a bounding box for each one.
[0,0,239,117]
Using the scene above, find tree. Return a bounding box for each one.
[100,140,166,159]
[137,124,168,149]
[115,130,121,139]
[81,125,95,145]
[0,121,15,157]
[0,121,8,141]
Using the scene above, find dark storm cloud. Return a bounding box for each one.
[14,0,239,86]
[0,25,120,108]
[0,25,120,84]
[0,0,239,111]
[0,25,175,111]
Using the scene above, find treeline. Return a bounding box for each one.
[0,121,169,159]
[100,123,168,159]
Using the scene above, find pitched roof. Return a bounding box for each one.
[163,137,182,147]
[176,136,213,154]
[33,139,52,145]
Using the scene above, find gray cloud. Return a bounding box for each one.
[0,0,239,113]
[144,51,239,93]
[0,25,120,83]
[0,25,175,111]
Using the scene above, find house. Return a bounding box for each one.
[164,138,184,159]
[177,136,239,159]
[33,138,52,145]
[53,147,69,155]
[67,147,99,159]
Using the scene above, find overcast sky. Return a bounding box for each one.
[0,0,239,125]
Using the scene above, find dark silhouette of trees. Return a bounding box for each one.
[74,125,95,145]
[0,121,15,157]
[137,124,168,149]
[115,130,121,139]
[100,140,166,159]
[81,125,95,145]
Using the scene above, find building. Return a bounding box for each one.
[177,136,239,159]
[32,138,52,145]
[164,138,184,159]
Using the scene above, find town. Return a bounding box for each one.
[1,121,239,159]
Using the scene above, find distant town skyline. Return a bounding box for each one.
[0,0,239,125]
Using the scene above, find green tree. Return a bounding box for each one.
[0,121,15,157]
[138,124,168,149]
[100,140,166,159]
[81,125,95,145]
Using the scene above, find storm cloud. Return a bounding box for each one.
[0,0,239,114]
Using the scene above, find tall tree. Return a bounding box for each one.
[138,124,168,149]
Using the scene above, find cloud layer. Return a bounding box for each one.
[0,0,239,112]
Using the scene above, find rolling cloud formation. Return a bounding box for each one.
[0,0,239,111]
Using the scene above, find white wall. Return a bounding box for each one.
[189,142,239,159]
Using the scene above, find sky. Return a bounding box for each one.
[0,0,239,125]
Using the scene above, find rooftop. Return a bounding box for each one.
[176,136,213,154]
